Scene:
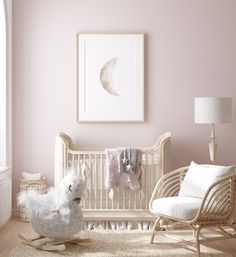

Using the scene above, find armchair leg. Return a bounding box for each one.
[194,226,201,257]
[150,217,161,244]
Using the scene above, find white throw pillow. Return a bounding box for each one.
[178,161,236,199]
[22,172,42,181]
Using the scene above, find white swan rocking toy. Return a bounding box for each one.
[17,172,87,251]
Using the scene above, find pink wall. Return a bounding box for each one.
[12,0,236,210]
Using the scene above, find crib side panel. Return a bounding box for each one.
[64,150,160,212]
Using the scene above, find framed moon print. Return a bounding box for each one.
[77,33,144,122]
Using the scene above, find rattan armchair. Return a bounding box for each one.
[149,166,236,257]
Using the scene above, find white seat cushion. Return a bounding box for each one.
[178,161,235,199]
[152,196,202,220]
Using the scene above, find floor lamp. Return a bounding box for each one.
[194,97,232,162]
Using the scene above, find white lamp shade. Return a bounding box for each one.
[195,97,232,124]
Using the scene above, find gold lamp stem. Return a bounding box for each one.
[209,123,217,162]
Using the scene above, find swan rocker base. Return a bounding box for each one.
[18,233,91,251]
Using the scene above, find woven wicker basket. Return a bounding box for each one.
[19,177,47,222]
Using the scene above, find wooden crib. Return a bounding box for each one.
[54,132,172,230]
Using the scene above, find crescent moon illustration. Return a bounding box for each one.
[100,58,119,96]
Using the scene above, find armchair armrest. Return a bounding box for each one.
[149,166,189,213]
[194,173,236,222]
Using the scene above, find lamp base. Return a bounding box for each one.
[209,124,217,163]
[209,141,217,163]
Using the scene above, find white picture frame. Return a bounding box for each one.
[77,33,144,122]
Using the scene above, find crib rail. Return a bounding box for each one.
[54,132,172,227]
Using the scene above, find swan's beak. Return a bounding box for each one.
[73,197,81,204]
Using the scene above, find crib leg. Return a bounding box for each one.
[137,222,142,230]
[110,222,116,230]
[127,222,132,230]
[143,222,149,230]
[87,222,93,230]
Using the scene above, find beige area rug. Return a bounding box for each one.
[9,230,235,257]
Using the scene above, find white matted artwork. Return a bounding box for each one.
[77,33,144,122]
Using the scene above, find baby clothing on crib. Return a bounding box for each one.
[105,148,142,199]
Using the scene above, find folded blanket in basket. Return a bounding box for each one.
[105,148,142,198]
[21,172,42,181]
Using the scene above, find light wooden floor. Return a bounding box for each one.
[0,218,32,257]
[1,218,236,257]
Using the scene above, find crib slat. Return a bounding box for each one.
[100,154,103,209]
[128,189,131,209]
[145,154,148,209]
[106,183,108,210]
[82,154,86,209]
[89,154,92,210]
[134,188,136,209]
[122,189,125,209]
[111,187,114,210]
[117,188,120,209]
[94,155,97,209]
